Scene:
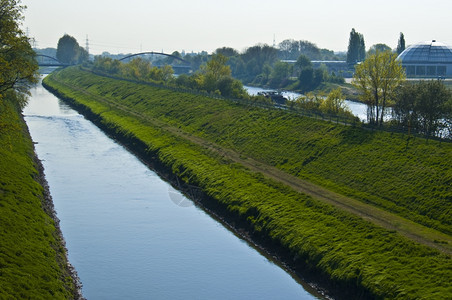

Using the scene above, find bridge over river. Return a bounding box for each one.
[37,52,192,72]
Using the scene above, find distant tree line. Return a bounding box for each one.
[92,54,248,99]
[212,42,346,92]
[278,39,343,61]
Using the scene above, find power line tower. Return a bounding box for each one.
[85,35,90,56]
[26,27,37,48]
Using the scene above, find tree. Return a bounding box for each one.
[123,57,151,79]
[298,40,322,60]
[196,53,245,97]
[56,34,87,65]
[262,64,272,82]
[397,33,406,55]
[0,0,38,109]
[393,82,419,132]
[278,39,323,60]
[215,47,238,57]
[295,54,311,71]
[367,44,392,56]
[321,88,350,115]
[416,81,451,137]
[347,28,366,64]
[394,81,452,137]
[159,65,174,82]
[352,51,406,125]
[241,44,278,78]
[201,53,231,83]
[270,61,290,86]
[299,67,314,92]
[93,56,120,74]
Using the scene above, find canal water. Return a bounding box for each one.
[23,79,322,299]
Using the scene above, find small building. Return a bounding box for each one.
[396,40,452,78]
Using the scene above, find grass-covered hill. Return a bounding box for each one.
[0,100,76,298]
[50,67,452,235]
[43,67,452,299]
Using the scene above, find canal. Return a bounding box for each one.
[23,79,323,299]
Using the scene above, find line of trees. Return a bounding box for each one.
[278,39,343,61]
[352,49,452,138]
[92,53,357,120]
[393,80,452,137]
[292,88,353,118]
[0,0,39,110]
[212,43,345,91]
[347,30,406,64]
[92,54,248,99]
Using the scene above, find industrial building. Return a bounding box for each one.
[396,40,452,78]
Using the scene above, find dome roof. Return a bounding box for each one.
[397,40,452,64]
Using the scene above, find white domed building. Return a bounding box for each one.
[396,40,452,78]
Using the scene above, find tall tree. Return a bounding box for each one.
[352,51,406,125]
[56,34,87,65]
[0,0,38,108]
[347,28,366,64]
[397,33,406,55]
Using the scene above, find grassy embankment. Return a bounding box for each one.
[44,67,451,299]
[0,100,76,298]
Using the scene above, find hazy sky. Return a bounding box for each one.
[22,0,452,55]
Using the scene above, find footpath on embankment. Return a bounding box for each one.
[43,67,452,299]
[0,99,80,298]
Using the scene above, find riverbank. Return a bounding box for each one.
[43,67,452,299]
[244,81,361,102]
[0,100,81,299]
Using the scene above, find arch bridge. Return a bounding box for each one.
[35,54,69,67]
[119,52,192,71]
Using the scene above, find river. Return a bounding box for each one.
[23,79,323,299]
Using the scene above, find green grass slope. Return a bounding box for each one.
[0,101,75,299]
[43,67,452,299]
[51,67,451,235]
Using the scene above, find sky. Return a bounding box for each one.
[21,0,452,55]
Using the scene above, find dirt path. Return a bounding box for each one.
[56,79,452,255]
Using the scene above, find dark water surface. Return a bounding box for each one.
[23,81,322,299]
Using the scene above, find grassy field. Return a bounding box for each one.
[43,67,452,299]
[51,67,452,235]
[0,100,76,298]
